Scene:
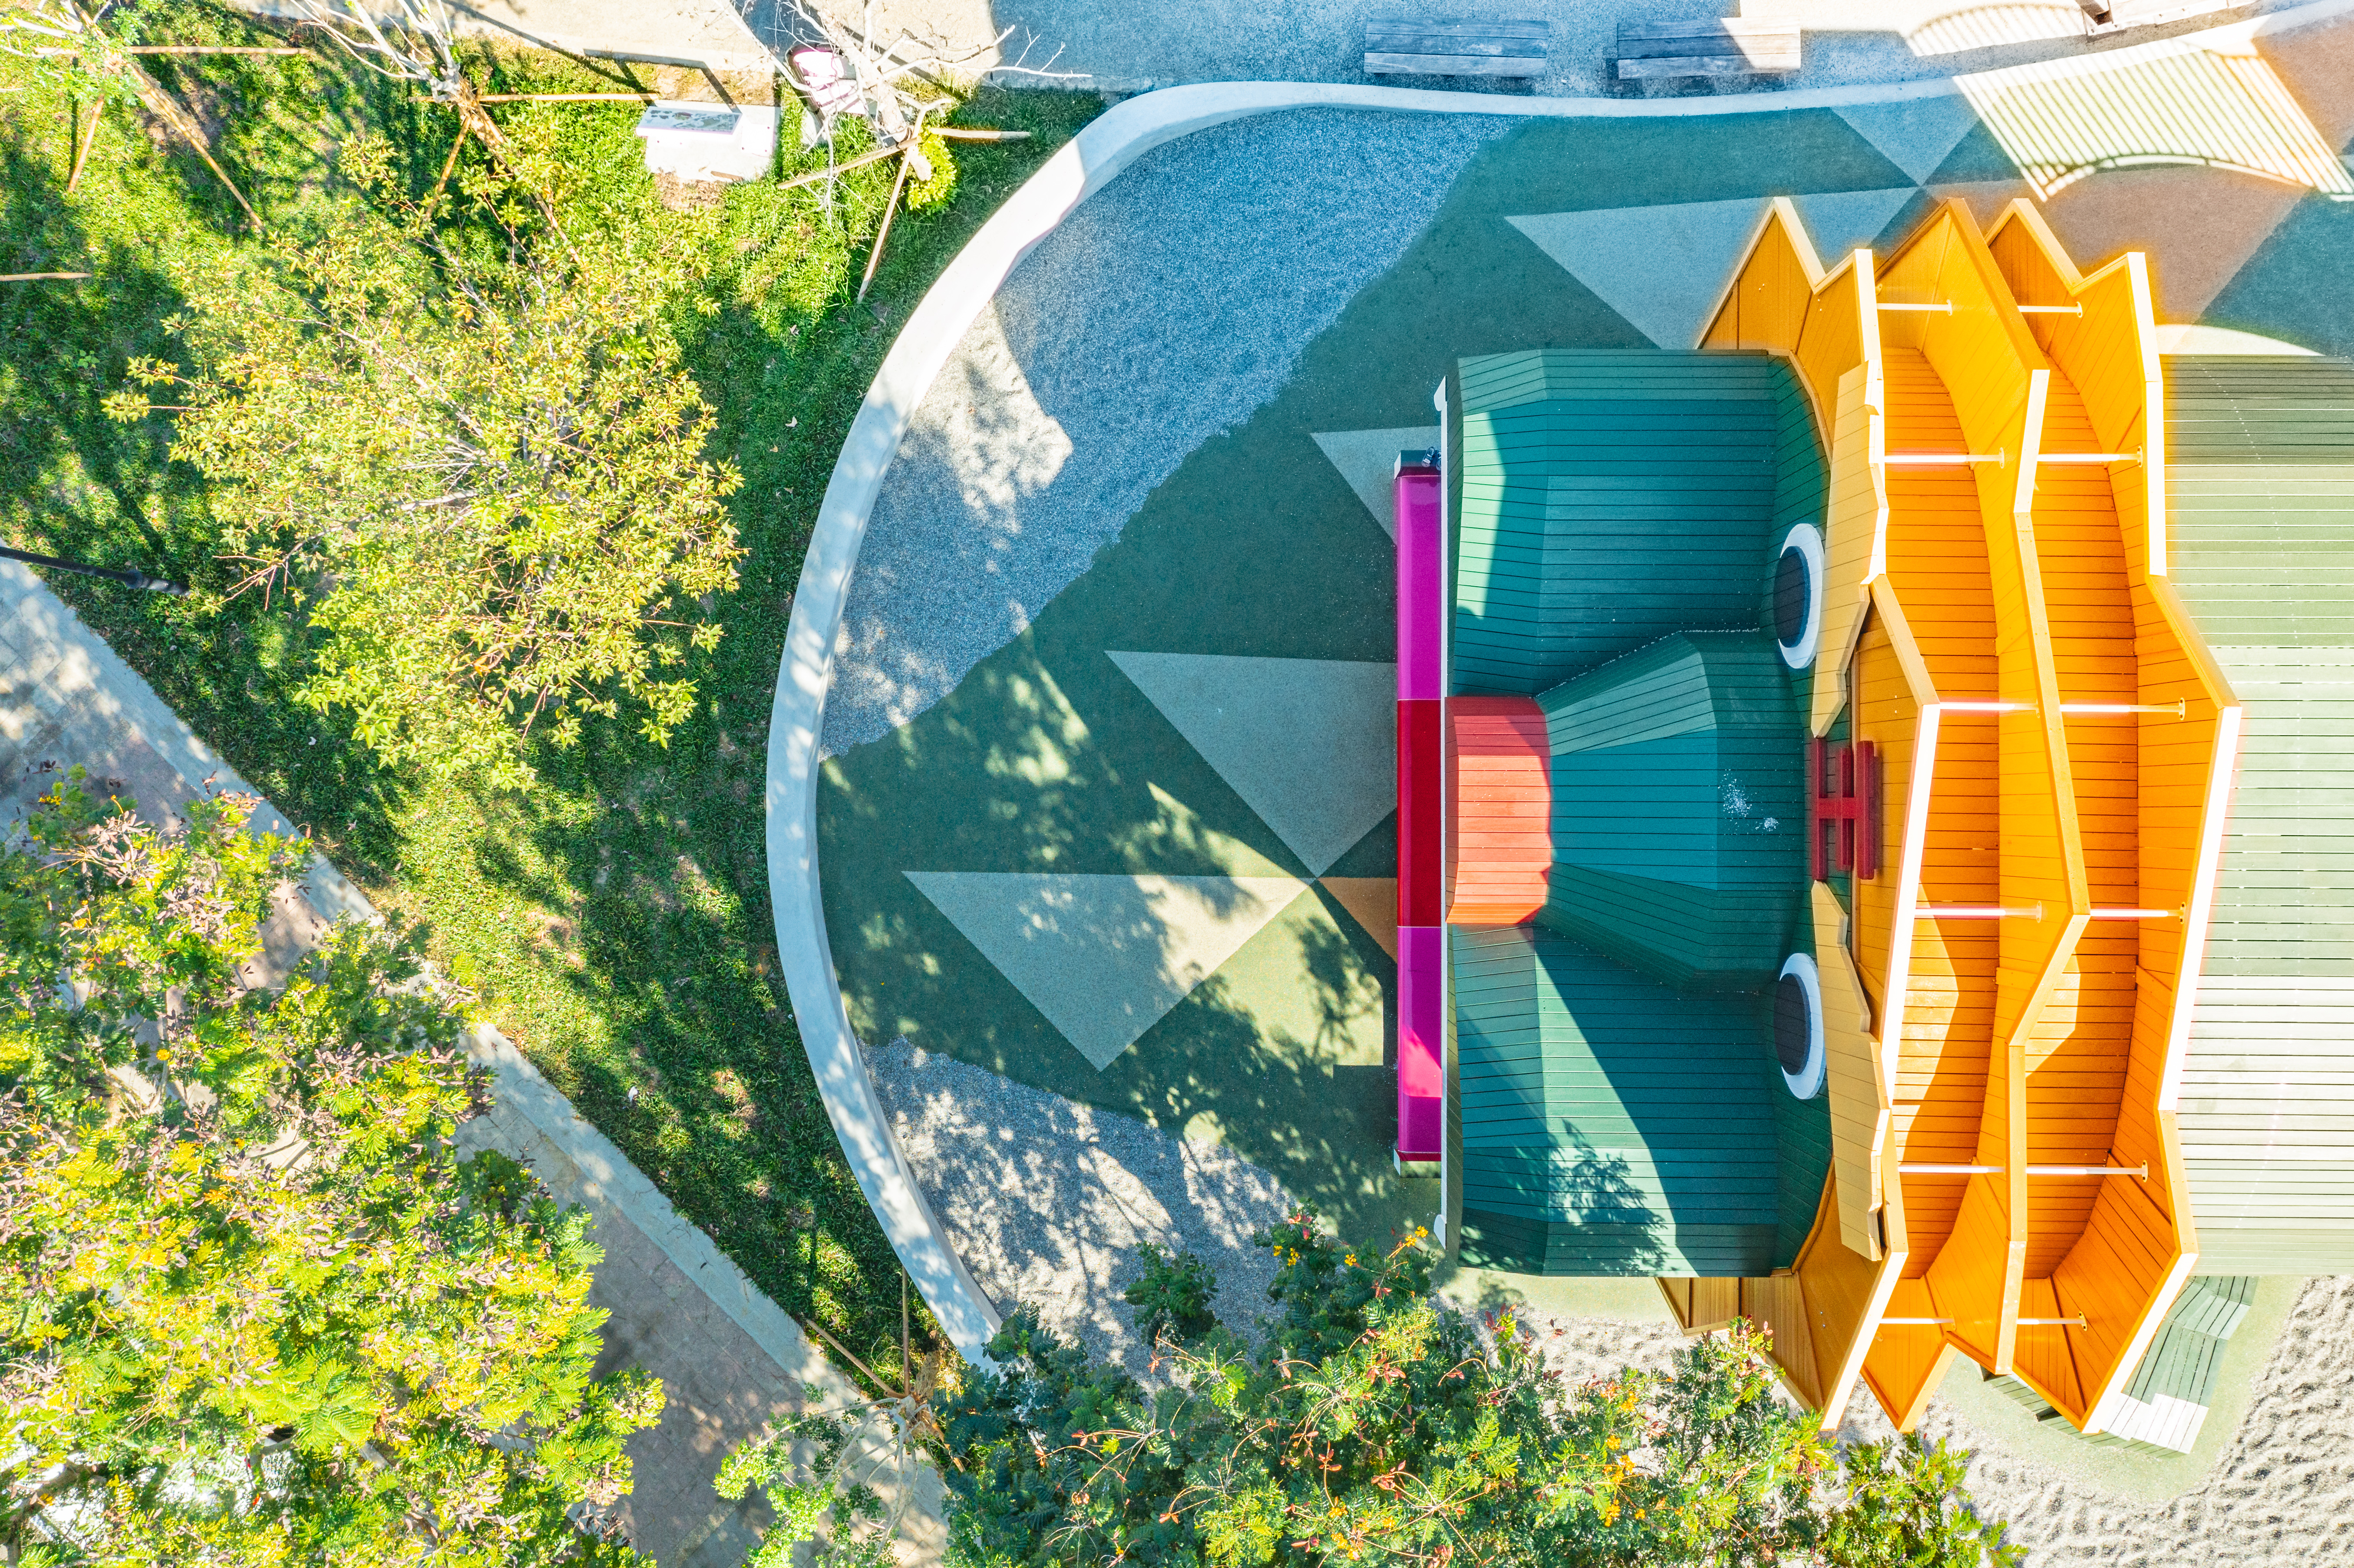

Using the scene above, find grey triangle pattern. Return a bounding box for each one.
[1109,651,1397,876]
[1508,199,1766,348]
[1311,426,1443,540]
[1791,187,1921,264]
[1833,96,1984,185]
[904,871,1309,1069]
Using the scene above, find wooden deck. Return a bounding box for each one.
[1683,198,2233,1437]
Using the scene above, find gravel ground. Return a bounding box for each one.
[866,1039,1292,1374]
[821,108,1513,757]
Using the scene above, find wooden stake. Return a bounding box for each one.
[417,122,466,221]
[773,139,902,192]
[120,55,258,228]
[931,126,1030,141]
[0,272,95,283]
[125,45,304,55]
[856,109,925,304]
[66,97,99,191]
[471,91,659,103]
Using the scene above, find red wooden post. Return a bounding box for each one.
[1809,738,1878,881]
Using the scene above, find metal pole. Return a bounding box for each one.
[0,545,188,596]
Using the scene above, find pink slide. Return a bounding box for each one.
[1394,452,1444,1168]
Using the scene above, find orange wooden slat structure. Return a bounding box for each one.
[1671,198,2238,1439]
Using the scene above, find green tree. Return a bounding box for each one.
[108,133,744,790]
[924,1215,2021,1568]
[0,777,662,1565]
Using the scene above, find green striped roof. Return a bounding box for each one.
[1536,631,1804,989]
[1453,923,1828,1277]
[1447,349,1827,1280]
[2164,355,2354,1274]
[1449,350,1824,696]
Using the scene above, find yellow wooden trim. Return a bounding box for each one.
[1773,1175,1908,1431]
[1879,199,2048,383]
[1862,1279,1960,1431]
[1818,364,1887,734]
[1856,248,1885,419]
[1655,1275,1744,1334]
[1984,198,2086,291]
[1705,198,2253,1440]
[1865,579,1942,1102]
[2122,253,2168,576]
[2080,1114,2199,1433]
[1982,360,2087,1373]
[1697,196,1827,350]
[2082,1252,2196,1434]
[2157,1107,2198,1261]
[1817,882,1889,1261]
[1813,1247,1905,1431]
[1869,577,1941,712]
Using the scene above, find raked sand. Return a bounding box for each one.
[870,1041,2354,1564]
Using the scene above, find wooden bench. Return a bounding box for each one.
[1614,19,1799,83]
[1365,18,1548,78]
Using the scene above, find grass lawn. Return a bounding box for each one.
[0,0,1100,1386]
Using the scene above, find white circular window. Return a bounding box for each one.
[1775,524,1825,671]
[1774,953,1826,1100]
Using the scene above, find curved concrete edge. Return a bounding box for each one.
[763,0,2354,1365]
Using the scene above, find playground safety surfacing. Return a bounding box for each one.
[815,40,2354,1251]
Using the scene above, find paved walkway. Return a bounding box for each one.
[853,0,2322,95]
[0,562,943,1567]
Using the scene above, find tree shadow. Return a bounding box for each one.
[0,18,453,878]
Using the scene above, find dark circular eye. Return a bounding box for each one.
[1775,545,1810,647]
[1775,973,1812,1076]
[1774,954,1826,1099]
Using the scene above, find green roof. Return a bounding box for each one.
[1537,631,1804,989]
[2164,354,2354,1274]
[1453,923,1828,1277]
[1449,350,1824,696]
[1447,350,1826,1279]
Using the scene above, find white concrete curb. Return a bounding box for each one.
[763,0,2354,1364]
